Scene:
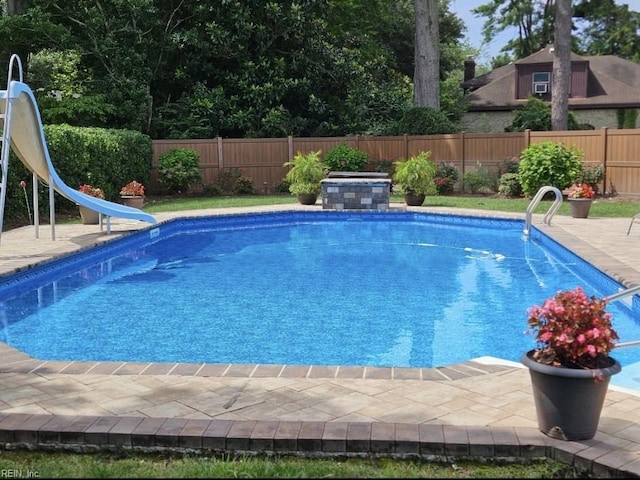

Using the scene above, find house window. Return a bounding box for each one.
[533,72,550,94]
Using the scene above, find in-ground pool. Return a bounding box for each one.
[1,210,639,370]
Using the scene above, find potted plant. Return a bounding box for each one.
[119,180,145,209]
[392,151,437,206]
[522,286,621,440]
[566,182,595,218]
[77,184,105,224]
[283,150,327,205]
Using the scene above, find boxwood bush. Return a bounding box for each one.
[323,143,368,172]
[7,125,151,222]
[518,141,583,197]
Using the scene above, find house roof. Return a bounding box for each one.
[462,46,640,111]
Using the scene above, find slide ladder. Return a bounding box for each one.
[523,186,563,238]
[0,54,22,241]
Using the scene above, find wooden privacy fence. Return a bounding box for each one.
[151,128,640,196]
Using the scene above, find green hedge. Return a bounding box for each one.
[5,125,152,224]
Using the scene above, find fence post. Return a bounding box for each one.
[600,127,608,195]
[460,132,465,180]
[217,137,224,171]
[288,135,294,160]
[524,129,531,148]
[404,134,409,160]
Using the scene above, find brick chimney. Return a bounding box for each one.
[464,57,476,82]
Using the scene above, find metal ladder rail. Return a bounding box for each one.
[523,186,563,237]
[0,54,23,245]
[606,284,640,303]
[605,285,640,349]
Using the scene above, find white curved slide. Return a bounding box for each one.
[0,80,157,232]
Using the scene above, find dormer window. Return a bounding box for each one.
[533,72,550,94]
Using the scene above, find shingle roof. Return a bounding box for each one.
[462,46,640,111]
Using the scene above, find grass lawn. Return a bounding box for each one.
[140,192,639,217]
[0,451,590,478]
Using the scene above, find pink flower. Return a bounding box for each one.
[525,286,618,369]
[567,183,595,199]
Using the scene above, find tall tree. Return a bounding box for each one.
[473,0,554,59]
[414,0,439,108]
[574,0,640,61]
[551,0,571,131]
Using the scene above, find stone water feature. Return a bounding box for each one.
[321,172,391,210]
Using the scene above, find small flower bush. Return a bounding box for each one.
[119,180,145,197]
[233,175,256,195]
[526,286,619,370]
[434,162,459,195]
[567,183,594,199]
[78,184,105,199]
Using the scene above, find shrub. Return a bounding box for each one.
[323,143,368,172]
[157,148,202,193]
[215,168,243,194]
[273,179,291,194]
[434,162,459,195]
[498,173,523,197]
[202,183,223,196]
[508,96,580,132]
[462,171,486,194]
[497,157,520,177]
[518,141,583,197]
[575,163,604,194]
[233,175,256,195]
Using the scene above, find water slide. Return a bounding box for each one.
[0,75,156,238]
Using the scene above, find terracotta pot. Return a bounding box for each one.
[121,196,145,209]
[78,205,100,225]
[521,350,621,440]
[568,198,592,218]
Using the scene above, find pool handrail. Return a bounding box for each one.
[606,284,640,303]
[523,186,563,238]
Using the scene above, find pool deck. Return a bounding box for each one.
[1,202,640,476]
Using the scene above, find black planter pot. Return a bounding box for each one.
[297,193,318,205]
[521,350,621,440]
[404,193,426,206]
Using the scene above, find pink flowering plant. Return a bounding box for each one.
[119,180,145,197]
[526,286,619,370]
[567,183,594,199]
[78,184,105,199]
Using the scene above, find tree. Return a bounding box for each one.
[413,0,439,109]
[473,0,554,59]
[1,0,469,138]
[551,0,571,131]
[574,0,640,61]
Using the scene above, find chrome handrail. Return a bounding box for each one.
[523,186,563,238]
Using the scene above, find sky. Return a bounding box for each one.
[449,0,640,65]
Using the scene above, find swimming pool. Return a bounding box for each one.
[1,210,639,370]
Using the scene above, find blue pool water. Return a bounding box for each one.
[1,211,639,370]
